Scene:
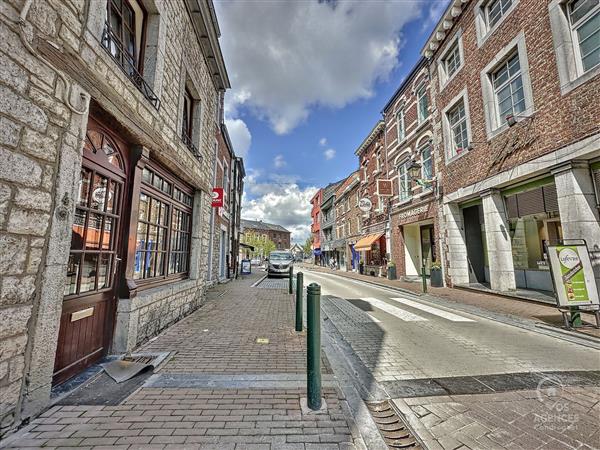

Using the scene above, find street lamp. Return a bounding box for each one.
[407,159,422,179]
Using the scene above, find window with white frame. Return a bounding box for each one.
[396,109,405,141]
[444,41,462,79]
[356,217,361,233]
[416,85,429,123]
[398,161,411,201]
[447,99,469,158]
[492,52,526,123]
[375,152,381,172]
[568,0,600,73]
[420,143,433,184]
[487,0,513,27]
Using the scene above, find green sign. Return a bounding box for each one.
[548,244,599,307]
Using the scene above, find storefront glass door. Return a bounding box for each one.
[420,225,435,276]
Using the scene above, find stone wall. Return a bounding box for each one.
[0,0,225,435]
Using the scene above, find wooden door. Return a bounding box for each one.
[53,119,128,385]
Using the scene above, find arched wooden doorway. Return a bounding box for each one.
[53,116,129,385]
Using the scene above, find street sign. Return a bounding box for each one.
[547,243,599,307]
[212,188,224,207]
[358,197,372,212]
[377,179,393,197]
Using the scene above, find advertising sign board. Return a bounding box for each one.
[547,243,599,307]
[358,198,372,212]
[212,188,224,207]
[241,259,251,275]
[377,179,393,197]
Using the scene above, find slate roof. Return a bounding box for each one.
[241,219,291,234]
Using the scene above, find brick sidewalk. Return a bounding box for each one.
[298,264,600,339]
[1,272,361,449]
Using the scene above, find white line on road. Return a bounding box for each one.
[367,314,381,323]
[390,297,475,322]
[360,297,428,322]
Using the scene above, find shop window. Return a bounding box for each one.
[134,166,193,282]
[416,84,429,123]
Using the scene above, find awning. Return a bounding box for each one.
[240,243,255,251]
[354,233,383,251]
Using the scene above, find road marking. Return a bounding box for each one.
[390,297,475,322]
[360,297,427,322]
[367,313,381,323]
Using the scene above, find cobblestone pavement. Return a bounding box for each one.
[304,271,600,449]
[299,264,600,338]
[1,272,360,449]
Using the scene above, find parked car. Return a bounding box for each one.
[250,258,262,266]
[267,251,294,278]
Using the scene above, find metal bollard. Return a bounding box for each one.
[295,272,304,332]
[307,283,321,410]
[421,265,427,294]
[289,266,294,294]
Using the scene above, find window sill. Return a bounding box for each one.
[445,149,470,165]
[486,109,536,141]
[559,65,600,96]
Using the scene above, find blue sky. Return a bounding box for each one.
[215,0,449,243]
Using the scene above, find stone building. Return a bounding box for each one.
[353,121,389,276]
[207,123,235,283]
[0,0,229,434]
[310,188,323,264]
[240,219,291,251]
[333,171,361,271]
[424,0,600,294]
[382,58,440,281]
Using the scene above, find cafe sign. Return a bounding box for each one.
[547,243,599,307]
[358,198,372,212]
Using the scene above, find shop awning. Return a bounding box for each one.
[354,233,383,251]
[240,243,255,251]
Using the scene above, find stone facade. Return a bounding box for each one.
[424,0,600,291]
[0,0,232,435]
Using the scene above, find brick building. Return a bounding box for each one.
[334,171,362,271]
[425,0,600,294]
[310,188,323,264]
[229,156,245,277]
[383,58,440,281]
[353,121,389,276]
[320,180,343,266]
[240,219,291,251]
[0,0,230,434]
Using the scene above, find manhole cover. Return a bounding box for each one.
[366,400,422,449]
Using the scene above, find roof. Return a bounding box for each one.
[241,219,290,234]
[421,0,469,59]
[354,120,384,156]
[381,58,428,113]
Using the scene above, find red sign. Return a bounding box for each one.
[212,188,224,207]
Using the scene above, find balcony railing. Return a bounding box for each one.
[101,23,161,111]
[181,132,201,160]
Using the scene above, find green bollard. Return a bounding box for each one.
[289,266,294,294]
[307,283,321,410]
[421,265,427,293]
[570,306,583,328]
[295,272,304,332]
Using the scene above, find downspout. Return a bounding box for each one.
[383,111,392,261]
[207,94,222,282]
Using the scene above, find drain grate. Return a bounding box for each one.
[367,400,422,449]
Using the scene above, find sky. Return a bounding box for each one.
[214,0,449,244]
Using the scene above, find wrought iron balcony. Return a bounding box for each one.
[100,23,161,111]
[181,132,201,160]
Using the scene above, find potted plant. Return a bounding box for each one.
[430,261,443,287]
[387,261,397,280]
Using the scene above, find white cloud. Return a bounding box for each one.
[216,1,425,134]
[319,137,327,147]
[324,148,336,160]
[242,183,317,244]
[273,154,286,168]
[225,118,251,157]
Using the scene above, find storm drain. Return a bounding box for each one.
[367,400,422,449]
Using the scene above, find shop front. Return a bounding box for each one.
[354,233,387,276]
[391,201,437,280]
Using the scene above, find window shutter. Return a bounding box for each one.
[516,187,545,217]
[505,195,519,219]
[594,169,600,205]
[542,184,559,213]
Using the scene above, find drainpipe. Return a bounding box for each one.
[383,111,393,262]
[207,93,223,282]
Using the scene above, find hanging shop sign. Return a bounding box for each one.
[547,243,599,307]
[212,188,224,207]
[376,179,393,197]
[358,197,372,212]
